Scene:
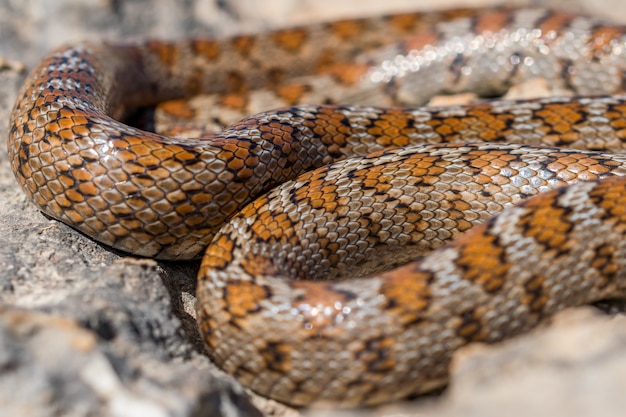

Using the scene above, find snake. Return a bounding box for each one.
[9,6,626,408]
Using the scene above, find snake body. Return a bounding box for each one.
[9,7,626,407]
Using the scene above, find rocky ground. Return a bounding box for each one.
[2,0,626,416]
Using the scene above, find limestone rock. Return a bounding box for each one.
[2,1,626,417]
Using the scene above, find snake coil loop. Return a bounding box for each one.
[9,7,626,406]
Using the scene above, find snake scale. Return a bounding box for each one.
[9,6,626,407]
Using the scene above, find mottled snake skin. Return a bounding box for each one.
[9,7,626,407]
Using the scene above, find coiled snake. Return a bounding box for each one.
[9,7,626,407]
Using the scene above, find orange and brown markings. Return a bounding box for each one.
[212,140,257,182]
[271,28,308,53]
[275,83,313,105]
[536,10,577,35]
[546,153,616,181]
[291,281,358,330]
[241,250,282,277]
[196,303,219,349]
[533,101,585,145]
[223,279,271,318]
[356,335,397,374]
[589,25,626,57]
[472,9,512,34]
[605,103,626,139]
[521,274,549,317]
[192,39,221,60]
[157,99,197,120]
[201,234,235,270]
[378,267,432,327]
[256,340,295,374]
[399,9,481,51]
[327,19,369,41]
[385,13,423,33]
[428,105,515,142]
[403,30,439,52]
[463,148,518,184]
[225,71,248,94]
[589,242,620,291]
[588,176,626,225]
[295,107,357,158]
[392,8,479,33]
[314,50,341,75]
[230,35,256,57]
[456,308,488,341]
[292,171,340,211]
[320,62,370,85]
[352,160,393,196]
[247,203,298,243]
[44,108,91,141]
[217,92,250,110]
[50,108,92,141]
[454,221,509,293]
[354,151,445,195]
[146,41,179,68]
[516,187,575,254]
[365,110,421,148]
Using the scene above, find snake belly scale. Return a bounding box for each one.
[8,7,626,407]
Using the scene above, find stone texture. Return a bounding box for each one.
[307,309,626,417]
[0,305,263,417]
[1,0,626,416]
[435,308,626,417]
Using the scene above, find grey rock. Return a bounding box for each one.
[434,308,626,417]
[0,42,266,417]
[2,1,626,417]
[0,305,263,417]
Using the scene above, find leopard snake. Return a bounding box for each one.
[9,7,626,407]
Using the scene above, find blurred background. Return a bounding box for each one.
[1,0,624,68]
[2,1,626,416]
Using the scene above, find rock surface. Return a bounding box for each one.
[1,0,626,416]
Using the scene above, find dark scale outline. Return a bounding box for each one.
[222,280,273,323]
[516,185,576,258]
[588,241,620,291]
[455,214,509,294]
[456,307,485,342]
[521,274,550,318]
